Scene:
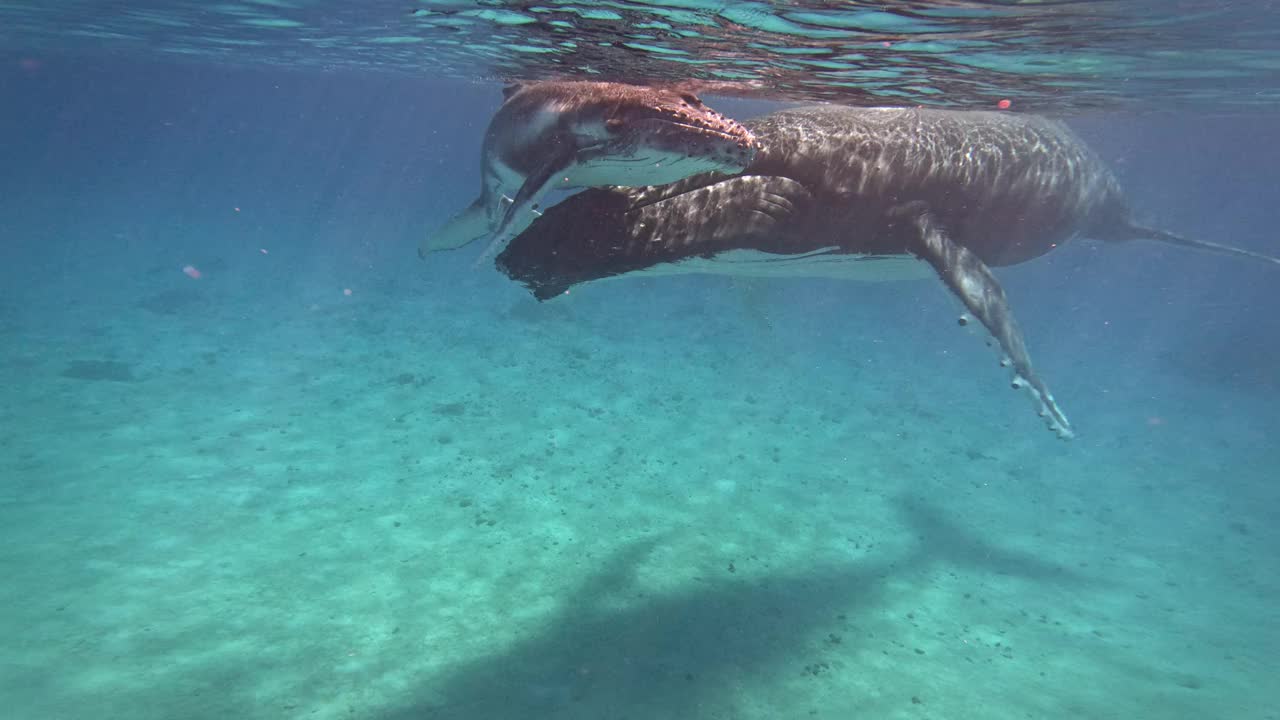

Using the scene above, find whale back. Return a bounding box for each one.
[741,106,1131,265]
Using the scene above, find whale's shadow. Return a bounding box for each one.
[377,494,1086,720]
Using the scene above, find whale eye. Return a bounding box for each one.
[679,92,701,105]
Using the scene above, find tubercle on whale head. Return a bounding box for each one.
[584,83,758,170]
[501,80,758,171]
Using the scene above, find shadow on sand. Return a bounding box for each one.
[376,494,1086,719]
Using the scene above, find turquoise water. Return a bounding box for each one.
[3,5,1279,720]
[4,0,1280,111]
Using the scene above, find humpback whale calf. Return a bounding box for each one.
[419,81,757,262]
[493,105,1280,438]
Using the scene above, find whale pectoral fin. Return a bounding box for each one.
[419,198,492,257]
[498,148,577,237]
[474,149,576,265]
[897,203,1075,439]
[630,175,814,254]
[494,177,813,298]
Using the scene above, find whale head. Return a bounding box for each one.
[552,82,758,184]
[421,81,757,258]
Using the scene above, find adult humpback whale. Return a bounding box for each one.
[495,105,1280,438]
[419,81,757,262]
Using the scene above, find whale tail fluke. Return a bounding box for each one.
[1124,223,1280,268]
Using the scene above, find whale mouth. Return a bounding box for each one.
[662,120,754,145]
[633,117,759,168]
[652,116,756,142]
